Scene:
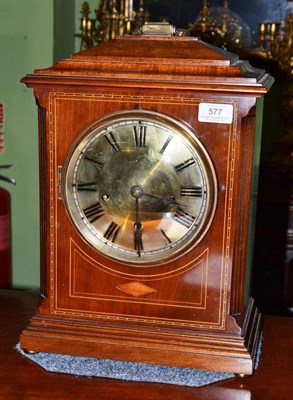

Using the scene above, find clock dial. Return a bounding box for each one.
[64,110,217,264]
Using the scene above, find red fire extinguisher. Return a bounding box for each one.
[0,165,15,288]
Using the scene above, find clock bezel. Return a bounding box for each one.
[63,109,218,266]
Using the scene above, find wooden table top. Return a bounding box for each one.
[0,289,292,400]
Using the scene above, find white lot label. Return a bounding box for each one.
[198,103,233,124]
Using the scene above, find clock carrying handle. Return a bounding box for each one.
[134,22,190,38]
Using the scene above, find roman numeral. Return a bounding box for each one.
[174,158,195,173]
[104,222,120,243]
[133,125,147,147]
[104,132,121,152]
[83,154,103,170]
[173,207,195,228]
[181,186,203,197]
[160,135,172,154]
[83,202,105,223]
[74,181,98,192]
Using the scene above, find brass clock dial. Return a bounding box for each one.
[64,110,217,264]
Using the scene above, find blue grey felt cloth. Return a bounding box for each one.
[16,339,263,387]
[15,343,239,387]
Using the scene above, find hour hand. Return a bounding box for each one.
[143,192,186,207]
[162,194,186,206]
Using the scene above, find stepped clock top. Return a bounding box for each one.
[25,23,272,92]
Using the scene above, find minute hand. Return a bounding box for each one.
[134,198,143,257]
[130,186,144,256]
[142,193,187,207]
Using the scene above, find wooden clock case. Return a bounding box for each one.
[19,28,273,375]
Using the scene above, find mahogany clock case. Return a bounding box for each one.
[19,33,273,375]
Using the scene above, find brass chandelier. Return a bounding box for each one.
[258,13,293,80]
[76,0,149,49]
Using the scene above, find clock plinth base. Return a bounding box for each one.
[19,299,262,376]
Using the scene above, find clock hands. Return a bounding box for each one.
[130,185,144,257]
[130,185,187,257]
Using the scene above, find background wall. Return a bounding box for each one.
[0,0,76,288]
[1,0,53,288]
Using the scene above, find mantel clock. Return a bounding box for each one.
[19,23,273,375]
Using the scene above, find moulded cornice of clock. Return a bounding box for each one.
[28,65,269,91]
[22,35,273,93]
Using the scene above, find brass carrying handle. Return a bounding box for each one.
[136,22,190,37]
